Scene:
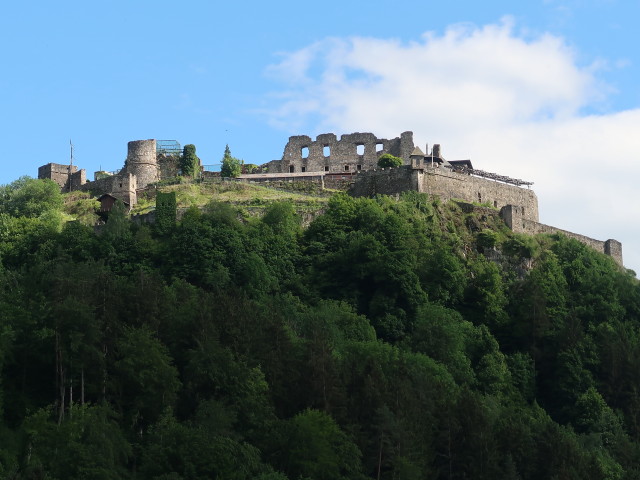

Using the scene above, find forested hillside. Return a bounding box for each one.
[1,177,640,479]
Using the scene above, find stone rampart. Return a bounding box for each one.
[350,166,538,222]
[420,167,539,222]
[270,131,415,174]
[523,220,622,265]
[501,205,623,265]
[349,166,418,197]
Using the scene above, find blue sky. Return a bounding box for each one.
[2,0,640,271]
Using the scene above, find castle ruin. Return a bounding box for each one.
[259,131,622,266]
[39,139,179,208]
[264,132,415,174]
[37,132,623,266]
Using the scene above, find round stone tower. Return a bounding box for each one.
[126,139,158,189]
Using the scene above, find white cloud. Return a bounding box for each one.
[265,19,640,273]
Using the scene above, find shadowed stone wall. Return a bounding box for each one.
[158,154,180,179]
[349,166,419,196]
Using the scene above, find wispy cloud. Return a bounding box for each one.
[264,18,640,272]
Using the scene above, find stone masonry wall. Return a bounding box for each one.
[80,173,137,205]
[349,166,418,197]
[38,163,86,191]
[522,219,622,265]
[157,154,180,179]
[349,165,538,223]
[270,131,415,174]
[126,139,158,189]
[69,169,86,190]
[419,167,539,222]
[501,205,623,265]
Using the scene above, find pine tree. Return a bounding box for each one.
[220,145,242,178]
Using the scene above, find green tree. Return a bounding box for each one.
[0,176,63,218]
[276,409,364,480]
[112,326,181,430]
[180,144,201,177]
[221,145,242,178]
[377,154,403,168]
[20,404,132,480]
[103,199,130,240]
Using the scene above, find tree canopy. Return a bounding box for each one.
[377,154,403,168]
[0,180,639,479]
[180,144,201,177]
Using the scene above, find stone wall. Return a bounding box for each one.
[420,167,539,222]
[38,163,86,191]
[158,154,180,179]
[501,205,623,265]
[80,173,137,206]
[349,166,419,197]
[126,139,158,189]
[349,165,538,222]
[69,169,86,190]
[269,131,415,174]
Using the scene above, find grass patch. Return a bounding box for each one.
[129,181,330,216]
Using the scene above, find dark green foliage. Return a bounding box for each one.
[180,144,200,177]
[1,184,640,478]
[377,153,403,168]
[103,199,130,240]
[221,144,242,178]
[155,191,177,234]
[274,409,364,480]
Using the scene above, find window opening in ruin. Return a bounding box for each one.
[494,201,498,208]
[301,166,306,173]
[289,165,295,173]
[376,143,383,152]
[119,183,122,188]
[357,164,362,171]
[522,207,525,216]
[478,192,482,202]
[324,166,330,172]
[301,147,309,158]
[356,144,365,156]
[323,145,330,157]
[344,165,350,171]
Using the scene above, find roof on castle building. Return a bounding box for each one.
[410,146,425,157]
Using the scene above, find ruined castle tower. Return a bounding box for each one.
[126,139,158,190]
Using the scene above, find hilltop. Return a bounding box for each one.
[1,175,639,479]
